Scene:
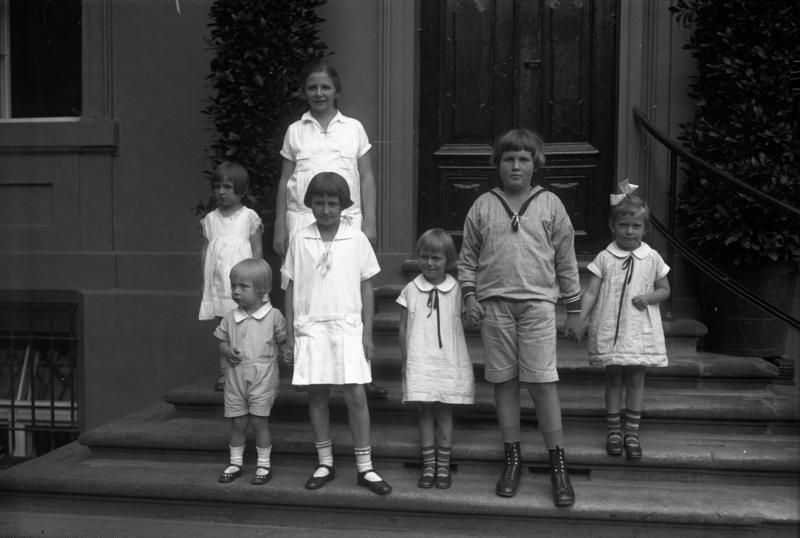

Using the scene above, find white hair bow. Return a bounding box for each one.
[610,179,638,205]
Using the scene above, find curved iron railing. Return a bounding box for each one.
[632,106,800,332]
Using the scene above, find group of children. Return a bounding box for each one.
[198,62,671,505]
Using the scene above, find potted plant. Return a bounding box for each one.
[672,0,799,357]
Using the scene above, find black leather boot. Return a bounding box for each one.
[549,446,575,507]
[495,441,522,497]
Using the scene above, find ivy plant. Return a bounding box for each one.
[671,0,799,266]
[201,0,328,247]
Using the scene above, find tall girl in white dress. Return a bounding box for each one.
[580,181,671,460]
[282,172,391,495]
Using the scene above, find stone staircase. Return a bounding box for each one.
[0,289,798,537]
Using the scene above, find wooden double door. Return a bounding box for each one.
[418,0,618,255]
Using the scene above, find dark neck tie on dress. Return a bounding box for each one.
[426,288,443,348]
[613,255,635,345]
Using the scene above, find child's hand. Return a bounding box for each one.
[631,295,648,311]
[363,334,374,362]
[563,313,582,342]
[226,348,242,366]
[464,295,484,327]
[280,344,293,366]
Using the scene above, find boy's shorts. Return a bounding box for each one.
[224,360,278,418]
[480,299,559,384]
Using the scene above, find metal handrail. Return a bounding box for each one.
[632,106,800,332]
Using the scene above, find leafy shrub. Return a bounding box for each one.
[671,0,799,265]
[201,0,328,242]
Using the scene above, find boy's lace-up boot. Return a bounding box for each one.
[495,441,522,497]
[549,446,575,507]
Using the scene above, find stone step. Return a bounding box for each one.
[369,334,781,389]
[164,375,798,433]
[78,401,799,485]
[1,439,797,538]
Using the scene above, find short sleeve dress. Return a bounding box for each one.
[198,207,263,320]
[397,274,475,404]
[282,222,380,385]
[586,242,670,367]
[280,111,371,240]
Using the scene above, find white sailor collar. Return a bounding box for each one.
[300,110,347,128]
[233,302,272,323]
[299,221,357,241]
[606,241,652,260]
[412,273,457,293]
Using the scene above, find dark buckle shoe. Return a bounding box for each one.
[417,465,435,488]
[549,446,575,507]
[624,435,642,460]
[305,464,335,490]
[357,469,392,495]
[606,432,623,456]
[495,441,522,497]
[218,464,242,483]
[251,466,272,485]
[435,465,451,489]
[364,382,388,400]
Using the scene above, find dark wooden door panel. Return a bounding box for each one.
[419,0,617,255]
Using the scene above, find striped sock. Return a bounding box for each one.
[354,446,373,474]
[421,444,436,469]
[624,410,641,440]
[436,445,451,471]
[315,439,333,467]
[607,412,622,438]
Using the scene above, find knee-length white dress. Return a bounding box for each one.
[282,222,380,385]
[586,242,670,367]
[397,274,475,404]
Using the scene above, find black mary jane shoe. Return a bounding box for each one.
[417,465,435,489]
[624,435,643,460]
[305,464,335,490]
[218,464,242,483]
[357,470,392,495]
[251,466,272,485]
[606,432,623,456]
[435,465,452,489]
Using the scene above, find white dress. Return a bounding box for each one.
[280,111,370,241]
[586,242,670,367]
[397,275,475,404]
[198,207,262,320]
[282,222,380,385]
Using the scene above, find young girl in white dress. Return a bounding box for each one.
[282,172,391,495]
[579,180,671,460]
[397,228,475,489]
[199,161,264,391]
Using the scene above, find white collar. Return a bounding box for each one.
[301,110,346,128]
[606,241,652,260]
[233,302,272,323]
[299,221,356,241]
[413,273,457,293]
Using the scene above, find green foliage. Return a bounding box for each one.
[201,0,328,233]
[671,0,800,265]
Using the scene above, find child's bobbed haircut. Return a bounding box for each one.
[300,60,342,94]
[230,258,273,294]
[609,194,651,229]
[304,172,354,209]
[492,128,546,171]
[212,161,249,195]
[417,228,457,265]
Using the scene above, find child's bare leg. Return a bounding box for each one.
[343,384,370,448]
[417,403,436,488]
[434,403,454,488]
[605,365,624,414]
[525,381,564,449]
[308,385,332,443]
[250,416,273,482]
[230,415,249,448]
[494,379,521,442]
[623,365,647,459]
